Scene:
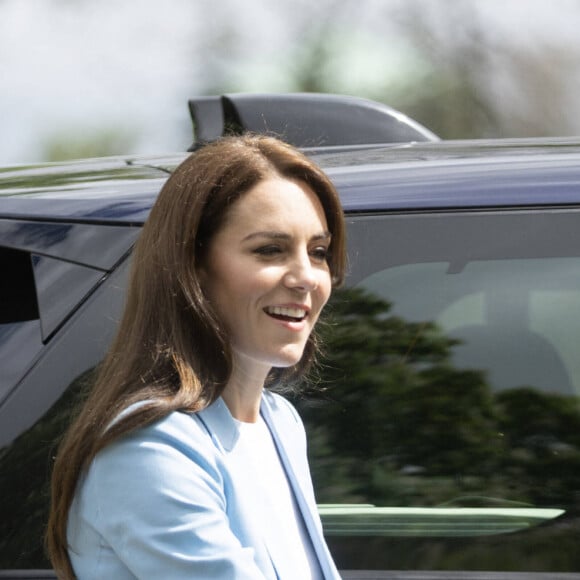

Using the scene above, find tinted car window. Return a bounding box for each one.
[0,247,43,401]
[296,209,580,574]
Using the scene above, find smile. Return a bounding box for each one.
[264,306,308,322]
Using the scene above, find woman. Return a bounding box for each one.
[46,134,346,579]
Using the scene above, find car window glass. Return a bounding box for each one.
[362,258,579,394]
[0,247,43,400]
[0,246,108,401]
[0,246,39,324]
[32,256,105,341]
[294,210,580,573]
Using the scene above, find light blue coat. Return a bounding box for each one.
[68,391,341,579]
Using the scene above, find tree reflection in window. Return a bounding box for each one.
[295,286,580,513]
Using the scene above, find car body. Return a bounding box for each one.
[2,95,580,579]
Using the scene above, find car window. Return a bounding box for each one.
[295,209,580,574]
[0,247,43,400]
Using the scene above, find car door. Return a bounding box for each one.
[0,219,137,578]
[297,208,580,579]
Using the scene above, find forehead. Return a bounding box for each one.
[224,177,328,229]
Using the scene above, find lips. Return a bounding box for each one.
[264,305,309,322]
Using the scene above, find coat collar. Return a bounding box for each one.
[195,390,293,453]
[196,396,240,452]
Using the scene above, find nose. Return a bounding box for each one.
[284,251,318,292]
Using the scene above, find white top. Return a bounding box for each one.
[233,415,323,580]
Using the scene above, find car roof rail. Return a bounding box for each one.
[187,93,439,150]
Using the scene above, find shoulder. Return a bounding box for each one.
[92,408,222,490]
[109,401,216,451]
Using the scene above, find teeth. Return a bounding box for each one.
[266,306,307,319]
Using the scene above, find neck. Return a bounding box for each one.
[221,356,270,423]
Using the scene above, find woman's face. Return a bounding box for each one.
[199,176,332,375]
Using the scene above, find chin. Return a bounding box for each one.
[269,347,307,368]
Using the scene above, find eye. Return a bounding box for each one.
[253,245,283,257]
[310,245,330,262]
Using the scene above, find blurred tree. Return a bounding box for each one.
[42,128,137,161]
[389,0,580,138]
[496,387,580,507]
[220,0,580,140]
[294,287,503,506]
[386,0,501,138]
[297,286,580,509]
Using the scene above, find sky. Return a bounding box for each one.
[1,0,202,163]
[1,0,580,166]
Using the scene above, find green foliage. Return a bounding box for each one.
[42,128,137,162]
[261,0,580,140]
[296,286,580,513]
[496,388,580,506]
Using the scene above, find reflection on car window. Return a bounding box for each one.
[0,321,43,399]
[362,258,580,394]
[293,211,580,572]
[0,369,94,568]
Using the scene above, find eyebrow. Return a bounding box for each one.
[242,231,332,242]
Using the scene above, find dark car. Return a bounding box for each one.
[3,94,580,579]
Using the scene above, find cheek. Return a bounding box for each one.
[207,261,268,312]
[317,272,333,308]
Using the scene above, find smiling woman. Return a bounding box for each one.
[199,177,333,403]
[46,135,346,580]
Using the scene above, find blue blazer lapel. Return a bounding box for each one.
[197,398,283,578]
[260,393,340,580]
[197,394,340,579]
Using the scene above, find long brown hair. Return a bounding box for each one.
[46,134,346,578]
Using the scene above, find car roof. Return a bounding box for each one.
[319,137,580,212]
[2,137,580,223]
